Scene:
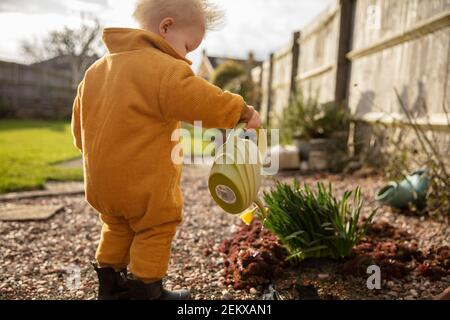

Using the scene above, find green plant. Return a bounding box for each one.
[260,180,376,262]
[212,61,246,89]
[211,61,255,103]
[223,76,254,102]
[279,93,349,144]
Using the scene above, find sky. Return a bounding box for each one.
[0,0,331,70]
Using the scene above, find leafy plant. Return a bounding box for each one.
[212,60,254,102]
[280,93,349,144]
[223,76,254,102]
[212,61,246,89]
[259,180,376,262]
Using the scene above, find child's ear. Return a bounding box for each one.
[159,17,175,36]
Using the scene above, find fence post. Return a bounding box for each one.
[14,64,19,109]
[335,0,356,104]
[290,31,301,98]
[254,63,263,112]
[266,52,275,127]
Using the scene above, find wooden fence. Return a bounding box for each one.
[0,61,75,119]
[254,0,450,131]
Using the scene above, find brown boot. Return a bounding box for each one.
[92,263,130,300]
[128,279,191,300]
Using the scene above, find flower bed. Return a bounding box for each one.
[219,218,449,297]
[342,221,449,280]
[219,220,288,290]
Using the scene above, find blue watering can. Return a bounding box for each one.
[375,169,429,209]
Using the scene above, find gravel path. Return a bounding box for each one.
[0,166,448,300]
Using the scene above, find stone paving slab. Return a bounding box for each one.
[45,182,84,193]
[55,158,83,169]
[0,204,64,221]
[0,183,85,202]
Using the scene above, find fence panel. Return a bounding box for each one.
[348,0,450,128]
[259,60,272,124]
[270,41,294,122]
[296,0,341,104]
[255,0,450,130]
[0,61,75,119]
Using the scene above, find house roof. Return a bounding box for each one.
[32,54,99,70]
[207,56,248,69]
[197,52,262,78]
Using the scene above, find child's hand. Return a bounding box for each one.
[241,105,262,129]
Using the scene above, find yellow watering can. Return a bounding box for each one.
[208,123,269,225]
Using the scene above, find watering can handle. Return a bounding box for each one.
[227,122,255,141]
[235,122,249,131]
[231,122,268,160]
[233,122,262,140]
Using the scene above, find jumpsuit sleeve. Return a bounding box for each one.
[159,61,246,128]
[71,81,84,152]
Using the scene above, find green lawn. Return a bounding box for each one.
[0,121,219,194]
[0,120,83,193]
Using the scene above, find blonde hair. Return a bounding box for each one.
[133,0,224,31]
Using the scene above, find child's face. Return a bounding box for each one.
[161,20,205,57]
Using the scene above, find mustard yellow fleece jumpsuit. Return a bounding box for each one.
[71,28,246,281]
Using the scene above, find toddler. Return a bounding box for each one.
[71,0,261,300]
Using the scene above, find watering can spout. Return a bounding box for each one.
[240,207,257,225]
